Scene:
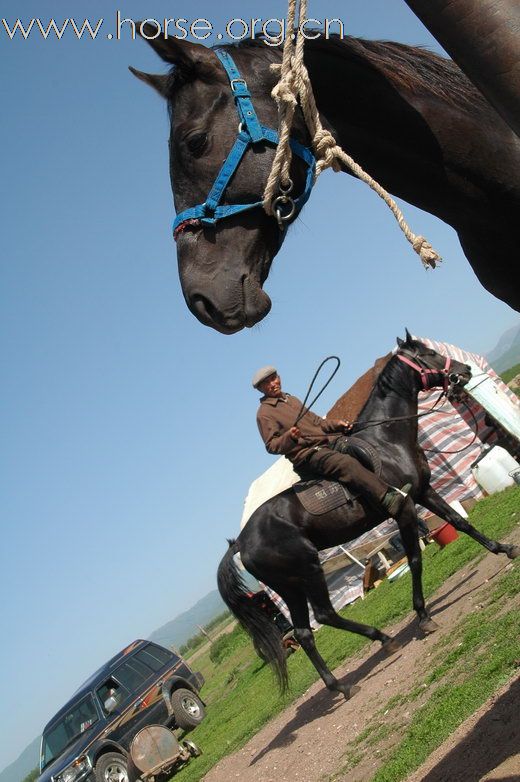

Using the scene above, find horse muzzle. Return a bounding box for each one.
[447,365,471,399]
[183,271,272,334]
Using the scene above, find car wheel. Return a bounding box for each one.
[170,688,206,731]
[95,753,129,782]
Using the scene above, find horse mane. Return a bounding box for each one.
[228,34,486,111]
[372,352,414,400]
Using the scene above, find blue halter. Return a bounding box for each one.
[172,49,316,240]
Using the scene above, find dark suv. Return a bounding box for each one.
[38,640,205,782]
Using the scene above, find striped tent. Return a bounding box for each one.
[414,336,520,515]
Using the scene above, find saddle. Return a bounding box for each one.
[292,436,382,516]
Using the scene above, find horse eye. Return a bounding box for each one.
[186,132,208,157]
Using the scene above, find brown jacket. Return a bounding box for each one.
[256,393,344,466]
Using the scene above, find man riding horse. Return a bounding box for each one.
[253,365,411,519]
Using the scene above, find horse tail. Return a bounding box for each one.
[217,539,288,691]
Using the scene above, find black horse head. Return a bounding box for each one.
[395,329,472,395]
[131,28,312,333]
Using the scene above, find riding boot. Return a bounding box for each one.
[381,484,413,518]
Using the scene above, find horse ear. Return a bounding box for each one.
[128,66,170,97]
[135,21,218,80]
[405,327,413,344]
[396,337,404,348]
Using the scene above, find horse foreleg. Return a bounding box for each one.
[419,485,519,559]
[397,503,438,634]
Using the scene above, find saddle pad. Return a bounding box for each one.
[293,479,356,515]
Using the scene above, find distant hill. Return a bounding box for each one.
[148,589,227,650]
[486,322,520,373]
[0,737,40,782]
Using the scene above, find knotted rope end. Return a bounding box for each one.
[412,236,442,269]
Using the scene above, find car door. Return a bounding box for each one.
[95,659,168,750]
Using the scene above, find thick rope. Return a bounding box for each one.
[262,0,441,270]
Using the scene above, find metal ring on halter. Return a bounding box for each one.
[273,195,296,229]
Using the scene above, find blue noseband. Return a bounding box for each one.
[173,49,316,240]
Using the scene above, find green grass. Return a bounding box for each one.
[173,487,520,782]
[179,611,233,658]
[208,625,250,665]
[500,362,520,384]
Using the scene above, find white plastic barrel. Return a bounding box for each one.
[471,446,520,495]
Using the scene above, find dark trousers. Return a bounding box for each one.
[298,446,389,504]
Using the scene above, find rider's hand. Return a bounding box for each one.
[338,419,353,433]
[289,426,301,440]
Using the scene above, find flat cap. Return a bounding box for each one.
[252,365,277,389]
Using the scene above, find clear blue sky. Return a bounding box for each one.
[1,0,518,771]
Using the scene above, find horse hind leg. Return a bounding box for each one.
[278,587,360,700]
[298,566,402,691]
[419,486,520,559]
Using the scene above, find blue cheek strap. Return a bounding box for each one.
[173,49,316,240]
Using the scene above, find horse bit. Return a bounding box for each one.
[173,49,316,240]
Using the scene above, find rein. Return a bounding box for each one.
[352,388,448,432]
[173,49,316,240]
[421,396,480,455]
[285,346,478,456]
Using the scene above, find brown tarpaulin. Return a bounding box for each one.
[327,352,393,423]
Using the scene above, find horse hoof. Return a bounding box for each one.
[506,545,520,559]
[382,639,401,655]
[420,618,439,634]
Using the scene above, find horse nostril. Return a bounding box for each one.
[189,293,246,334]
[190,294,219,327]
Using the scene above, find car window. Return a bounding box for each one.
[96,677,130,715]
[113,659,152,692]
[41,695,99,769]
[135,645,173,672]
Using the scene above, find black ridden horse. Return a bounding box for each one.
[217,334,519,698]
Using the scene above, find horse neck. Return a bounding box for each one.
[301,38,509,224]
[357,356,421,444]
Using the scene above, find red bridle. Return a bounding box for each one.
[397,352,453,391]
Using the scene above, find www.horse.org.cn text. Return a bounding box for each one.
[1,14,346,45]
